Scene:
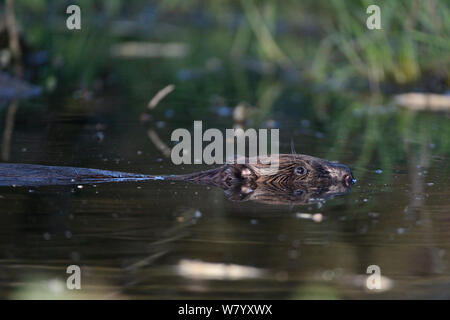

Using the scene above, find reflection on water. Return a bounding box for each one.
[0,106,448,299]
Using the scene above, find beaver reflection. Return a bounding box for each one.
[219,179,352,205]
[182,154,355,206]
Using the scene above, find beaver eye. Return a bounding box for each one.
[294,166,307,175]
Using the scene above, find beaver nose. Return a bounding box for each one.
[343,174,355,187]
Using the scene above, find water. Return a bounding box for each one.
[0,105,448,300]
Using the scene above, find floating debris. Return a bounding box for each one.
[295,213,323,223]
[394,92,450,111]
[110,42,189,59]
[148,84,175,110]
[176,259,265,281]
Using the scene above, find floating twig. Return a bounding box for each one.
[1,100,18,161]
[148,84,175,110]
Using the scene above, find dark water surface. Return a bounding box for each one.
[0,107,448,299]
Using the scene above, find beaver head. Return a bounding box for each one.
[240,154,354,189]
[183,154,355,205]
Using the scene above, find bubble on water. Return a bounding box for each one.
[375,169,383,174]
[397,228,405,235]
[137,150,143,155]
[65,231,72,239]
[250,219,258,225]
[43,232,51,240]
[194,210,202,218]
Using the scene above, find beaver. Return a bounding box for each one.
[176,154,355,205]
[0,154,355,205]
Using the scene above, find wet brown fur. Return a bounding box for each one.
[0,154,354,205]
[180,154,353,188]
[175,154,354,205]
